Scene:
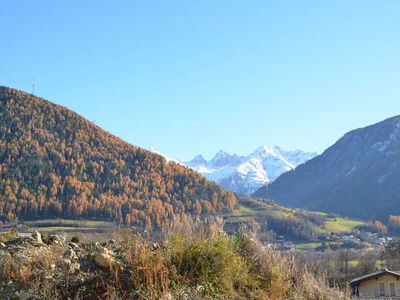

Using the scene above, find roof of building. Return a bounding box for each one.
[350,269,400,286]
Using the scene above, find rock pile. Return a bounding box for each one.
[0,232,122,299]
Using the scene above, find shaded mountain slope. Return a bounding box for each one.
[254,116,400,220]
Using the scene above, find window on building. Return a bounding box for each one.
[379,282,385,296]
[390,282,396,296]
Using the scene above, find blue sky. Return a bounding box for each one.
[1,1,400,160]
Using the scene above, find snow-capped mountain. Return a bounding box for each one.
[184,146,317,195]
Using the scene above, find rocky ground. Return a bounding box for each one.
[0,231,134,299]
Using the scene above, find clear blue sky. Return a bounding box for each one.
[1,1,400,160]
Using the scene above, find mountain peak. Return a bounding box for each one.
[189,154,207,165]
[253,145,281,156]
[213,150,231,159]
[184,146,316,195]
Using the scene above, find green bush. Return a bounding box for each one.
[171,235,250,296]
[71,236,80,243]
[0,230,18,243]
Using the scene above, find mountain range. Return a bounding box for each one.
[3,86,400,225]
[184,146,317,195]
[254,115,400,221]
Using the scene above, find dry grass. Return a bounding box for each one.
[0,218,349,299]
[117,231,171,299]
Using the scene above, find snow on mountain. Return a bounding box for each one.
[147,148,183,165]
[184,146,317,195]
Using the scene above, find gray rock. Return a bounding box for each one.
[49,234,67,246]
[63,249,78,260]
[94,247,114,268]
[31,231,43,244]
[19,290,38,300]
[69,262,80,273]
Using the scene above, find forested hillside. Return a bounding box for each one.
[0,87,237,228]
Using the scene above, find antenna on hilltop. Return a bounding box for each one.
[32,78,35,95]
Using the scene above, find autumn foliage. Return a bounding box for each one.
[0,87,237,228]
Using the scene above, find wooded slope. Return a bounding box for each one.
[0,87,236,228]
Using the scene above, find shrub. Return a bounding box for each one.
[171,235,248,296]
[120,233,171,299]
[0,230,18,243]
[71,236,80,243]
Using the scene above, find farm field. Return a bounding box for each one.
[0,219,118,242]
[227,196,366,236]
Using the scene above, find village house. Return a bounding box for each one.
[350,268,400,298]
